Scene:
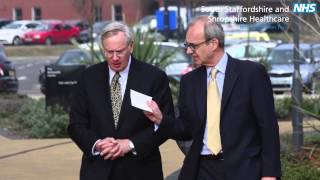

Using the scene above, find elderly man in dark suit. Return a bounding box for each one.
[68,21,174,180]
[145,16,281,180]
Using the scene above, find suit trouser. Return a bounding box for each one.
[197,157,226,180]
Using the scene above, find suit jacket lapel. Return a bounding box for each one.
[221,56,238,115]
[116,58,139,130]
[195,66,208,127]
[94,62,116,134]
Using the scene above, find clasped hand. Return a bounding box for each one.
[95,138,131,160]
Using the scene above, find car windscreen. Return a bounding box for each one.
[57,51,90,66]
[35,24,51,31]
[267,49,309,64]
[3,23,22,29]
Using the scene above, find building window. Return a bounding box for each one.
[13,7,23,20]
[32,7,42,20]
[112,4,123,21]
[95,5,102,22]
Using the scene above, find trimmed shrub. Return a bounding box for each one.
[16,99,69,138]
[274,97,292,119]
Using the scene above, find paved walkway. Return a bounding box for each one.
[0,136,184,180]
[0,120,319,180]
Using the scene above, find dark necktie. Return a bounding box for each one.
[111,72,122,128]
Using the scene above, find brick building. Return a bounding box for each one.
[0,0,159,25]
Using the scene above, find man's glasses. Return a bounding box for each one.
[184,39,212,51]
[103,44,131,58]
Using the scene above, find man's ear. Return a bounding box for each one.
[211,39,219,51]
[129,42,134,53]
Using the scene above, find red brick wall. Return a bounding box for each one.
[0,0,152,24]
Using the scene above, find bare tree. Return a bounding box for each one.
[73,0,103,63]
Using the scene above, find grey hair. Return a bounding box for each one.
[187,15,225,48]
[100,21,134,47]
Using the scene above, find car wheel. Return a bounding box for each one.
[45,37,52,45]
[12,36,21,45]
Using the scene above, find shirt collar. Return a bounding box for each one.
[206,52,228,77]
[109,56,131,79]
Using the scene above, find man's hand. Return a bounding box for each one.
[261,177,276,180]
[144,100,163,125]
[109,139,132,160]
[98,138,133,160]
[96,137,120,160]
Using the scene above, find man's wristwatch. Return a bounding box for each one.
[129,140,137,155]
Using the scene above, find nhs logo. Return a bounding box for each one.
[293,3,317,13]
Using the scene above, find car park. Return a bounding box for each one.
[226,41,278,62]
[22,20,80,45]
[0,20,41,45]
[0,44,18,93]
[267,43,320,93]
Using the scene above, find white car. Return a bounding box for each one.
[0,20,40,45]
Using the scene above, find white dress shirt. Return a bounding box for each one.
[91,56,132,155]
[201,52,228,155]
[108,57,131,99]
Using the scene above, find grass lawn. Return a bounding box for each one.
[5,44,76,57]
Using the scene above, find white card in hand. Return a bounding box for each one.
[130,89,152,112]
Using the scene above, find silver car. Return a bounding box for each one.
[267,43,320,93]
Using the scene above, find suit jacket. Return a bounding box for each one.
[158,55,281,180]
[68,57,174,180]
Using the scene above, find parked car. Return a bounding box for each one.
[225,31,270,42]
[267,43,320,93]
[0,20,41,45]
[39,49,92,94]
[0,45,18,93]
[64,19,89,32]
[249,22,289,33]
[78,21,110,43]
[22,20,80,45]
[226,41,278,62]
[159,42,193,80]
[0,19,12,29]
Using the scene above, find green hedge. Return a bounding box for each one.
[275,96,320,119]
[0,95,69,138]
[16,99,69,138]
